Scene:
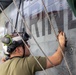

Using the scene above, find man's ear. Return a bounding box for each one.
[16,46,22,53]
[15,47,19,53]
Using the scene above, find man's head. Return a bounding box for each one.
[2,32,30,57]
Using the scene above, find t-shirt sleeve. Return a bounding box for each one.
[27,56,46,72]
[34,56,46,71]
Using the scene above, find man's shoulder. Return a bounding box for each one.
[25,56,46,63]
[26,56,41,60]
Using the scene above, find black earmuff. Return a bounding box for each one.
[1,34,12,46]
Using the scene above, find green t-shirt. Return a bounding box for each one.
[0,56,46,75]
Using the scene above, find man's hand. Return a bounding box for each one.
[58,31,66,47]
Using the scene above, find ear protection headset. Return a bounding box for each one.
[1,32,30,55]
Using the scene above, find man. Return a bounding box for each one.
[0,31,66,75]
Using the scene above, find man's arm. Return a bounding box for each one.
[46,31,65,68]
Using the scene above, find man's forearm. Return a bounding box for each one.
[55,44,65,64]
[46,44,65,68]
